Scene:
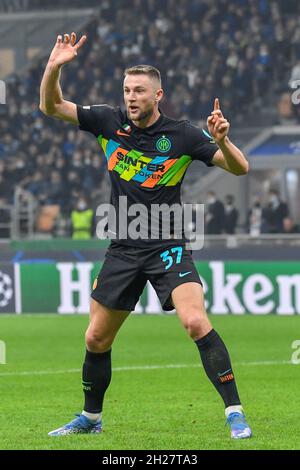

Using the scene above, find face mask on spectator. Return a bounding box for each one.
[207,196,216,205]
[77,200,87,211]
[269,195,279,206]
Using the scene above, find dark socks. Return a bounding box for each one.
[195,329,241,407]
[82,349,112,413]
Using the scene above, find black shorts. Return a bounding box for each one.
[91,242,202,312]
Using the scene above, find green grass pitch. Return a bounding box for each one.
[0,314,299,450]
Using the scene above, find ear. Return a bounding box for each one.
[156,88,163,102]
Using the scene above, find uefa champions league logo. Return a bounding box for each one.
[0,271,13,308]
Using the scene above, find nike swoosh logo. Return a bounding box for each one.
[179,271,192,277]
[218,368,232,376]
[116,129,129,137]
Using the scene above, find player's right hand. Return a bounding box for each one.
[48,32,87,67]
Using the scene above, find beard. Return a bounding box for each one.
[128,103,154,121]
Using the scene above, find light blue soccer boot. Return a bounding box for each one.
[226,411,252,439]
[48,413,102,436]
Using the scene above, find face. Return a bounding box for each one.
[269,192,278,204]
[77,199,87,211]
[123,74,162,122]
[207,192,216,204]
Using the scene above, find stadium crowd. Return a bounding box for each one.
[203,190,298,235]
[0,0,299,236]
[0,0,100,12]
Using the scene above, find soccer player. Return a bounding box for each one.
[40,33,252,439]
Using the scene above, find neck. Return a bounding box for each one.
[132,108,161,128]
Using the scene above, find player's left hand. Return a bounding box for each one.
[207,98,230,144]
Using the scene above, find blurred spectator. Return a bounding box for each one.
[205,191,224,235]
[283,217,300,234]
[45,170,66,206]
[53,213,71,238]
[247,195,264,236]
[0,171,10,203]
[224,194,239,234]
[289,59,300,88]
[277,92,296,124]
[263,190,289,233]
[0,0,29,12]
[71,195,94,239]
[0,198,11,238]
[0,0,100,11]
[35,204,60,235]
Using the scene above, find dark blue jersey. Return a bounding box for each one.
[77,104,218,246]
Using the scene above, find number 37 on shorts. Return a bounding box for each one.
[160,246,183,270]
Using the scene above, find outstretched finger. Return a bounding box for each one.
[214,98,220,111]
[64,33,70,44]
[74,35,87,51]
[70,32,76,46]
[56,35,62,44]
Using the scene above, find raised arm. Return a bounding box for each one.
[39,32,87,124]
[207,98,249,176]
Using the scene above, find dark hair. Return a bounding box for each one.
[226,194,234,203]
[124,65,161,86]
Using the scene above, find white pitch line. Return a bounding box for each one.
[0,360,294,377]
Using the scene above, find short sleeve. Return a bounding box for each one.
[184,122,218,166]
[76,104,114,137]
